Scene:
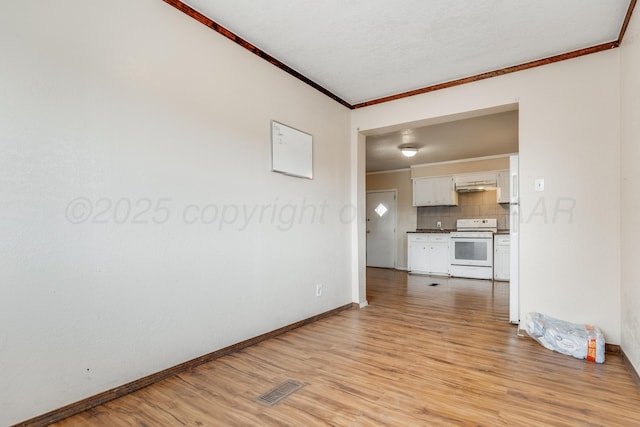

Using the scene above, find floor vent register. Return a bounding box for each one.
[255,379,305,406]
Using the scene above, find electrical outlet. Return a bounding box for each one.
[436,221,442,228]
[316,283,323,297]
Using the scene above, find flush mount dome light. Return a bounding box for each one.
[401,147,418,157]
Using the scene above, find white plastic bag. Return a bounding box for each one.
[524,312,605,363]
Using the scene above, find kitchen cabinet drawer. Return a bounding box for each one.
[428,235,449,244]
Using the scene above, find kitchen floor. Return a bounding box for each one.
[370,269,510,323]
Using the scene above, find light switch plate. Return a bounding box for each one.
[535,178,545,192]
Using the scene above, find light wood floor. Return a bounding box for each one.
[54,268,640,426]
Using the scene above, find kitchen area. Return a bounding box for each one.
[364,108,520,321]
[409,218,508,280]
[367,152,520,322]
[408,158,518,282]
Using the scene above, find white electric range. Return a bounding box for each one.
[449,219,497,280]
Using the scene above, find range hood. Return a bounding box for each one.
[454,172,497,193]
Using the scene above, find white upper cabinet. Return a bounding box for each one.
[496,170,510,203]
[413,176,458,207]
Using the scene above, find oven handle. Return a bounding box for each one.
[451,237,493,240]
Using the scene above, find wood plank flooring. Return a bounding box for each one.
[53,268,640,426]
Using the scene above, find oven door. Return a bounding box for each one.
[450,236,493,267]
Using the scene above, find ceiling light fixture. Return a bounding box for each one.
[401,147,418,158]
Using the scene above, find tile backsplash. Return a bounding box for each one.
[417,190,510,230]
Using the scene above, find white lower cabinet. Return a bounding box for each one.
[408,234,428,273]
[494,234,510,281]
[408,233,450,276]
[427,235,450,275]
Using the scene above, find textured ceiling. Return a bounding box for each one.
[171,1,631,171]
[180,0,631,106]
[366,109,519,172]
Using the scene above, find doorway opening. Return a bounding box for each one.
[359,103,520,321]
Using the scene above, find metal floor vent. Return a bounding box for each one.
[256,379,305,407]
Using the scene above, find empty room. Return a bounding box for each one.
[2,1,640,426]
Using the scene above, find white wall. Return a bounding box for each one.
[352,50,621,343]
[621,8,640,376]
[0,1,352,425]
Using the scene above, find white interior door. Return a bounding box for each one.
[366,190,397,268]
